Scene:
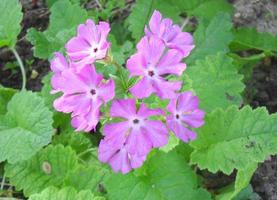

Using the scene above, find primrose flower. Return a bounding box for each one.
[127,36,185,99]
[50,53,115,132]
[98,139,147,174]
[66,19,110,65]
[98,99,169,173]
[145,10,194,57]
[166,92,205,142]
[50,52,71,94]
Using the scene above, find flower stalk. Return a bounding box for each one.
[11,48,26,90]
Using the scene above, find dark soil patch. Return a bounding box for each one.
[0,0,49,91]
[248,57,277,200]
[232,0,277,199]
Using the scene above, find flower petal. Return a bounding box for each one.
[103,121,129,140]
[156,49,186,76]
[129,77,154,99]
[126,128,152,156]
[110,99,136,118]
[109,147,132,174]
[50,52,68,73]
[166,118,197,142]
[149,10,162,35]
[137,103,164,118]
[142,120,168,148]
[177,92,199,112]
[181,109,205,128]
[152,79,181,99]
[98,78,115,102]
[127,53,147,76]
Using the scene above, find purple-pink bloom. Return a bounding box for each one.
[145,10,194,57]
[98,99,169,174]
[127,36,185,99]
[98,139,146,174]
[50,53,115,132]
[66,19,110,65]
[166,92,205,142]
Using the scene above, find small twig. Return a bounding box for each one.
[11,48,26,90]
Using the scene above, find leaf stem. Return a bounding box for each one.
[112,60,128,90]
[181,17,189,30]
[11,48,26,90]
[78,147,97,157]
[0,174,5,190]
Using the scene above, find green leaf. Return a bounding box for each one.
[0,0,23,47]
[0,91,53,163]
[230,28,277,53]
[52,131,91,154]
[27,0,87,59]
[0,87,16,115]
[216,163,257,200]
[187,13,233,64]
[187,0,233,21]
[175,143,194,163]
[40,73,59,111]
[160,133,179,153]
[104,150,211,200]
[64,166,106,194]
[29,186,104,200]
[186,53,245,112]
[5,145,79,196]
[126,0,181,41]
[143,94,169,110]
[233,185,262,200]
[190,106,277,174]
[46,0,81,8]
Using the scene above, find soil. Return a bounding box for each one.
[0,0,49,91]
[233,0,277,199]
[0,0,276,199]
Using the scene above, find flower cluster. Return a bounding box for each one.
[50,20,114,131]
[50,10,205,174]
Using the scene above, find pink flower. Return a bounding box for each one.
[98,99,169,174]
[127,36,185,99]
[166,92,205,142]
[98,139,146,174]
[65,19,110,65]
[50,53,115,132]
[50,52,70,94]
[145,10,195,57]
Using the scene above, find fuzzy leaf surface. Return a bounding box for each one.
[0,87,16,115]
[187,13,233,64]
[190,106,277,174]
[0,91,53,163]
[104,150,211,200]
[27,0,87,59]
[5,145,79,196]
[29,186,104,200]
[0,0,23,47]
[230,28,277,53]
[186,53,244,112]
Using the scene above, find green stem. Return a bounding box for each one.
[11,48,26,90]
[112,60,128,90]
[0,174,5,190]
[78,147,97,157]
